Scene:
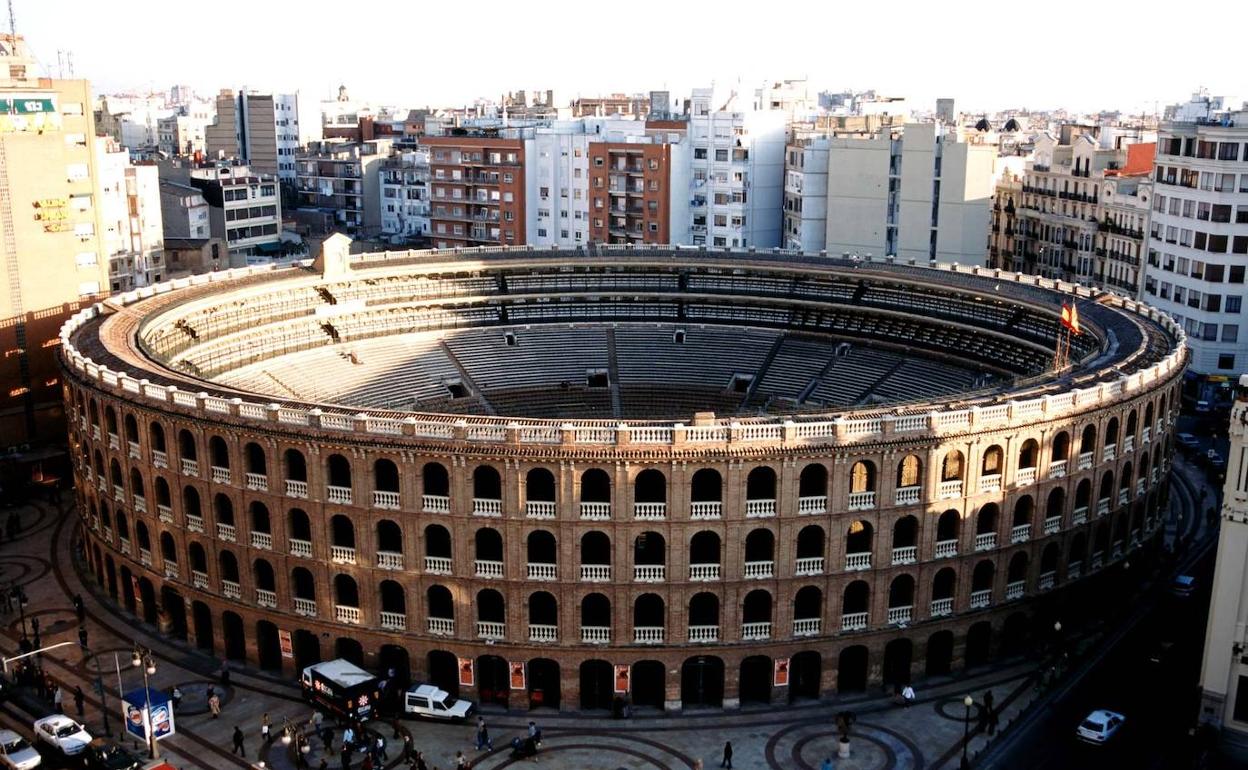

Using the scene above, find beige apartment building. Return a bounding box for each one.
[0,34,109,443]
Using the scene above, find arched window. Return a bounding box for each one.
[1050,431,1070,464]
[149,422,166,453]
[288,508,312,542]
[213,493,235,526]
[896,455,922,489]
[291,567,316,601]
[334,574,359,609]
[798,464,827,498]
[528,591,557,633]
[380,580,406,616]
[941,450,964,481]
[1080,424,1097,455]
[744,529,775,571]
[374,458,400,508]
[218,550,240,583]
[845,520,873,567]
[474,528,503,564]
[688,592,719,630]
[742,590,772,636]
[249,501,271,535]
[526,530,557,570]
[849,461,875,493]
[936,510,959,548]
[244,442,267,477]
[689,531,721,576]
[377,519,403,556]
[422,462,449,508]
[208,435,229,471]
[330,515,355,549]
[427,585,454,623]
[326,454,352,490]
[525,468,556,517]
[746,466,777,506]
[580,593,610,631]
[424,524,452,563]
[580,532,611,575]
[1018,439,1039,470]
[892,516,918,562]
[981,445,1004,476]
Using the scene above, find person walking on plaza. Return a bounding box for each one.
[720,741,733,769]
[73,686,84,716]
[73,594,85,623]
[321,724,335,755]
[171,685,183,712]
[52,685,64,714]
[208,691,221,718]
[261,713,271,743]
[902,684,915,707]
[475,716,492,751]
[343,725,355,751]
[402,733,414,762]
[78,625,88,651]
[454,750,466,769]
[375,734,387,762]
[232,726,246,757]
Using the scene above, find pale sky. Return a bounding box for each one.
[16,0,1248,114]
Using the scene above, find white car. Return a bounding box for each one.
[0,729,41,770]
[403,683,475,720]
[32,716,91,757]
[1075,709,1125,744]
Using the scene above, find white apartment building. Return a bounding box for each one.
[158,101,214,157]
[823,122,996,263]
[527,121,595,247]
[159,180,211,239]
[379,150,431,241]
[685,87,787,248]
[206,90,320,181]
[782,134,829,250]
[1142,104,1248,400]
[189,163,282,259]
[95,137,163,291]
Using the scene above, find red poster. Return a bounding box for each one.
[458,657,474,688]
[773,657,790,687]
[509,661,526,690]
[614,664,631,694]
[278,629,293,659]
[131,575,142,602]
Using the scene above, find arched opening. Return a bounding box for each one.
[154,477,170,508]
[330,514,355,549]
[937,509,960,547]
[580,531,611,575]
[1013,495,1034,536]
[631,660,666,711]
[137,577,157,625]
[377,519,403,555]
[882,638,913,687]
[849,460,875,494]
[473,465,502,505]
[476,655,510,707]
[1018,439,1039,470]
[1105,417,1119,447]
[528,658,561,710]
[1125,410,1138,441]
[633,593,665,638]
[690,469,723,512]
[633,468,667,507]
[794,586,822,635]
[379,645,411,694]
[213,493,235,530]
[689,531,720,577]
[326,454,352,490]
[579,660,613,712]
[845,520,873,563]
[1046,487,1065,523]
[528,590,558,634]
[188,542,207,574]
[1075,479,1092,510]
[932,567,957,615]
[1080,424,1097,455]
[798,463,827,498]
[744,528,775,567]
[288,508,312,542]
[680,656,724,709]
[688,592,719,631]
[244,442,266,477]
[746,466,777,505]
[739,655,773,705]
[380,580,406,616]
[896,454,922,496]
[104,405,118,437]
[842,580,870,627]
[191,601,214,652]
[976,503,998,540]
[149,422,166,453]
[892,516,918,562]
[888,574,915,622]
[790,651,821,702]
[1099,471,1115,506]
[294,630,321,674]
[336,638,364,668]
[159,532,177,565]
[249,501,271,538]
[475,527,503,564]
[160,586,187,641]
[427,650,458,698]
[129,468,145,503]
[291,567,316,602]
[796,525,824,572]
[580,593,611,632]
[284,448,307,483]
[580,468,611,505]
[926,631,955,677]
[222,611,246,661]
[526,529,557,569]
[634,531,665,572]
[425,524,452,564]
[837,646,869,693]
[525,467,556,513]
[941,450,964,481]
[253,559,275,592]
[427,584,454,627]
[333,574,359,613]
[965,621,993,667]
[422,462,450,500]
[208,436,228,473]
[256,620,282,672]
[981,445,1004,479]
[742,590,772,637]
[1051,431,1070,463]
[476,588,505,627]
[134,521,151,553]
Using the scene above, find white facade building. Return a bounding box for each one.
[157,101,214,157]
[1142,105,1248,399]
[380,150,431,241]
[527,121,595,248]
[782,135,829,250]
[95,137,163,291]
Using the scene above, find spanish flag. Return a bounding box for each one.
[1061,303,1082,335]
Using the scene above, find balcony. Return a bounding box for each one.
[793,618,821,637]
[152,450,167,469]
[211,466,230,485]
[475,559,504,579]
[1068,560,1082,579]
[930,597,953,617]
[526,501,556,519]
[186,514,204,533]
[108,432,119,450]
[119,537,131,556]
[527,562,557,581]
[939,479,963,499]
[580,502,611,520]
[139,548,152,567]
[1077,452,1094,470]
[887,605,912,625]
[529,624,557,643]
[1011,524,1031,543]
[633,627,664,644]
[290,538,313,558]
[293,597,317,617]
[250,531,272,550]
[330,545,356,565]
[689,563,720,581]
[163,562,179,580]
[286,480,308,498]
[691,501,722,519]
[326,485,352,505]
[1123,435,1135,454]
[181,459,201,479]
[1072,507,1088,525]
[427,617,454,636]
[744,560,774,579]
[217,522,236,543]
[841,612,868,632]
[91,425,101,441]
[634,502,666,520]
[377,551,404,570]
[741,622,771,641]
[373,491,400,510]
[746,499,776,518]
[1043,516,1061,535]
[979,474,1002,494]
[256,588,277,608]
[191,570,209,589]
[128,441,141,460]
[113,484,125,503]
[425,556,451,575]
[975,532,997,551]
[245,473,268,492]
[1005,581,1025,601]
[1039,571,1056,591]
[222,580,241,600]
[634,564,665,582]
[475,620,505,640]
[884,546,915,566]
[133,497,147,514]
[381,611,407,631]
[935,539,958,559]
[794,557,824,575]
[1097,498,1111,517]
[894,486,921,507]
[1141,427,1151,445]
[580,564,611,582]
[848,491,876,511]
[845,552,871,571]
[422,494,450,513]
[969,589,992,609]
[797,496,826,515]
[1117,488,1129,505]
[1015,467,1037,487]
[581,626,610,644]
[1048,460,1067,478]
[1102,444,1116,462]
[1136,479,1146,498]
[473,498,502,517]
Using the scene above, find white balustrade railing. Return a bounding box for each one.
[935,539,958,559]
[794,556,824,575]
[139,548,152,566]
[1068,560,1083,578]
[191,570,209,589]
[250,531,272,550]
[580,564,611,582]
[580,626,610,644]
[256,588,277,608]
[290,538,312,558]
[939,479,963,499]
[245,472,267,491]
[1117,488,1129,505]
[580,502,611,520]
[1011,524,1031,543]
[477,622,505,640]
[373,490,400,509]
[118,537,131,555]
[741,622,771,640]
[930,597,953,617]
[690,501,722,519]
[425,556,451,574]
[633,564,665,582]
[1123,435,1135,454]
[527,562,557,581]
[1038,571,1055,591]
[128,441,141,460]
[133,496,147,514]
[845,551,871,571]
[217,522,236,543]
[211,466,230,485]
[427,617,454,636]
[793,617,821,636]
[1077,451,1094,470]
[887,605,912,625]
[684,625,717,643]
[163,562,179,580]
[529,624,557,643]
[186,514,204,533]
[891,546,917,565]
[841,612,868,632]
[1072,507,1088,525]
[330,545,356,564]
[380,611,407,631]
[107,432,119,450]
[689,563,720,581]
[293,597,317,617]
[848,491,876,511]
[1048,459,1067,478]
[746,499,776,518]
[285,479,308,498]
[113,484,125,503]
[979,474,1002,493]
[151,450,167,469]
[222,580,241,600]
[475,559,504,579]
[1136,479,1146,497]
[326,485,352,505]
[1014,467,1037,487]
[1103,444,1116,462]
[377,551,404,570]
[472,498,502,517]
[1044,516,1061,535]
[634,502,666,520]
[526,501,556,519]
[633,626,664,644]
[894,486,921,506]
[743,560,774,579]
[974,532,996,551]
[798,495,827,515]
[157,504,173,523]
[422,494,449,513]
[1005,581,1025,601]
[969,589,991,609]
[1097,498,1111,516]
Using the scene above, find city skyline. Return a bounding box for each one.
[16,0,1246,114]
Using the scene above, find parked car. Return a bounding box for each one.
[1076,709,1125,744]
[1171,575,1197,598]
[1206,449,1226,470]
[77,739,143,770]
[1175,433,1200,452]
[0,729,41,770]
[32,716,91,757]
[402,683,475,721]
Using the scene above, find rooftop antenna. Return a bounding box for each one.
[7,0,13,40]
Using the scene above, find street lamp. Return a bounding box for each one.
[131,645,159,760]
[961,694,975,770]
[9,586,28,642]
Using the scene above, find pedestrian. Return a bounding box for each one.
[208,691,221,718]
[78,625,88,651]
[343,725,355,751]
[74,594,85,623]
[232,725,246,757]
[171,686,183,712]
[73,685,85,716]
[403,734,414,761]
[982,689,994,714]
[341,748,352,770]
[988,706,999,736]
[375,734,387,762]
[820,759,833,770]
[53,685,64,713]
[321,725,335,755]
[901,684,915,707]
[261,713,271,743]
[720,740,733,769]
[312,709,324,732]
[454,750,466,769]
[221,659,231,688]
[296,735,311,768]
[415,752,428,770]
[693,760,703,770]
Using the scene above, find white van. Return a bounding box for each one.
[403,683,474,721]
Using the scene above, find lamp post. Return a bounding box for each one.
[131,645,159,760]
[9,586,28,642]
[961,694,974,770]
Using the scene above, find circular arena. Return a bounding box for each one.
[61,243,1186,712]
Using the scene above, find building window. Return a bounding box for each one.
[1219,354,1237,371]
[1223,325,1239,343]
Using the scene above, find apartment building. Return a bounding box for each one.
[95,137,164,292]
[821,122,997,262]
[163,236,229,277]
[0,34,110,442]
[294,139,392,236]
[587,141,675,244]
[184,163,282,258]
[1141,103,1248,399]
[1098,143,1154,295]
[206,89,319,180]
[424,135,526,248]
[685,87,787,248]
[573,94,648,118]
[159,180,211,239]
[988,168,1022,271]
[157,102,214,157]
[527,122,593,247]
[782,133,830,250]
[379,150,431,242]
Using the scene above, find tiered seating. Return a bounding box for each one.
[807,349,903,405]
[444,326,610,390]
[867,358,986,403]
[614,325,780,389]
[754,338,834,401]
